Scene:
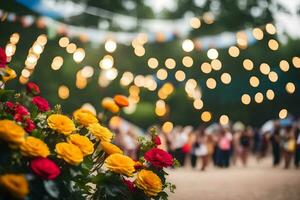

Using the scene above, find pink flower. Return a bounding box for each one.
[0,47,7,68]
[30,158,60,180]
[5,101,14,110]
[15,104,29,116]
[26,82,40,95]
[32,96,50,112]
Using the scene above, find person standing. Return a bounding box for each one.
[271,122,281,167]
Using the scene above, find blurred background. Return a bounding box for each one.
[0,0,300,129]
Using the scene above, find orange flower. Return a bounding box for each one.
[100,141,123,155]
[101,97,119,113]
[113,95,129,107]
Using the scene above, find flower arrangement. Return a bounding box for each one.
[0,48,177,200]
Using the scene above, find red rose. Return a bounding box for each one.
[26,82,40,95]
[24,118,35,132]
[32,96,50,112]
[5,101,14,110]
[15,104,29,116]
[144,147,173,168]
[123,179,135,192]
[30,158,60,180]
[0,47,7,68]
[152,135,161,146]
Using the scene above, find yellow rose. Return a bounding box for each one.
[55,142,83,165]
[100,141,123,155]
[20,136,50,158]
[73,109,98,127]
[135,169,162,197]
[68,134,94,156]
[101,97,119,113]
[0,174,29,199]
[87,123,113,142]
[104,154,135,176]
[0,120,25,145]
[1,67,17,82]
[47,114,76,135]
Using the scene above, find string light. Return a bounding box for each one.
[243,59,254,71]
[105,39,117,53]
[51,56,63,70]
[265,23,276,35]
[73,48,85,63]
[32,43,43,54]
[81,66,94,78]
[252,28,264,40]
[206,78,217,89]
[259,63,270,75]
[189,17,201,29]
[219,115,229,125]
[58,85,70,99]
[36,34,47,46]
[249,76,259,87]
[134,46,145,57]
[221,73,231,84]
[156,69,168,80]
[228,46,240,57]
[148,57,159,69]
[59,37,69,48]
[10,33,20,44]
[182,39,194,52]
[268,39,279,51]
[182,56,193,67]
[162,121,173,133]
[200,62,212,74]
[66,43,77,53]
[292,57,300,68]
[99,55,114,69]
[201,111,212,122]
[207,48,218,59]
[104,68,118,80]
[193,99,203,110]
[203,12,214,24]
[120,71,134,86]
[211,59,222,71]
[279,109,288,119]
[241,94,251,105]
[266,89,275,100]
[165,58,176,69]
[175,70,186,82]
[268,71,278,82]
[285,82,295,94]
[21,69,31,78]
[279,60,289,72]
[5,43,16,57]
[254,92,264,103]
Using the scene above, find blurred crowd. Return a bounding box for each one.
[109,116,300,170]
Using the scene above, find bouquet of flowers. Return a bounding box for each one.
[0,48,177,200]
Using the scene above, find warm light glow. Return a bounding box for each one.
[5,44,16,57]
[32,43,43,54]
[58,85,70,99]
[219,115,229,125]
[206,78,217,89]
[99,55,114,69]
[266,89,275,100]
[268,39,279,51]
[221,73,231,84]
[249,76,259,87]
[59,37,70,48]
[279,109,288,119]
[134,46,145,57]
[207,48,218,59]
[259,63,270,75]
[81,66,94,78]
[268,71,278,82]
[243,59,254,71]
[292,57,300,68]
[51,56,63,70]
[148,58,159,69]
[162,121,173,133]
[182,56,193,67]
[228,46,240,57]
[285,82,296,94]
[193,99,203,110]
[104,68,118,80]
[266,23,276,35]
[203,12,214,24]
[165,58,176,69]
[105,39,117,53]
[236,32,248,49]
[36,34,47,46]
[190,17,201,29]
[252,28,264,40]
[19,76,28,84]
[241,94,251,105]
[175,70,186,81]
[66,43,77,53]
[21,69,31,78]
[254,92,264,103]
[201,62,212,74]
[73,48,85,63]
[182,39,194,52]
[156,69,168,80]
[10,33,20,44]
[211,59,222,71]
[120,71,134,86]
[279,60,289,72]
[201,111,212,122]
[134,75,145,87]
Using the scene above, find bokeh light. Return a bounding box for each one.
[243,59,254,71]
[182,56,193,68]
[285,82,295,94]
[254,92,264,103]
[206,78,217,89]
[201,111,212,122]
[279,109,288,119]
[228,46,240,57]
[221,73,231,84]
[207,48,219,59]
[182,39,194,52]
[241,94,251,105]
[148,57,159,69]
[249,76,259,87]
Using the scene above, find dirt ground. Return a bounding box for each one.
[168,157,300,200]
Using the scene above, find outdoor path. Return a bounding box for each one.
[168,157,300,200]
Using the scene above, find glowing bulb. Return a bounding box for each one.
[241,94,251,105]
[66,43,77,53]
[219,115,229,125]
[260,63,270,75]
[190,17,201,29]
[156,69,168,80]
[182,56,193,68]
[206,78,217,89]
[81,66,94,78]
[201,111,212,122]
[104,68,118,80]
[221,73,231,84]
[193,99,203,110]
[211,59,222,71]
[58,85,69,99]
[268,71,278,82]
[254,92,264,103]
[285,82,295,94]
[148,58,159,69]
[105,39,117,53]
[99,55,114,69]
[165,58,176,69]
[207,48,218,59]
[201,62,212,74]
[279,109,288,119]
[228,46,240,57]
[73,48,85,63]
[249,76,259,87]
[266,23,276,35]
[175,70,185,82]
[182,39,194,52]
[279,60,289,72]
[292,57,300,68]
[51,56,63,70]
[59,37,69,48]
[266,89,275,100]
[243,59,254,71]
[252,28,264,40]
[268,39,279,51]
